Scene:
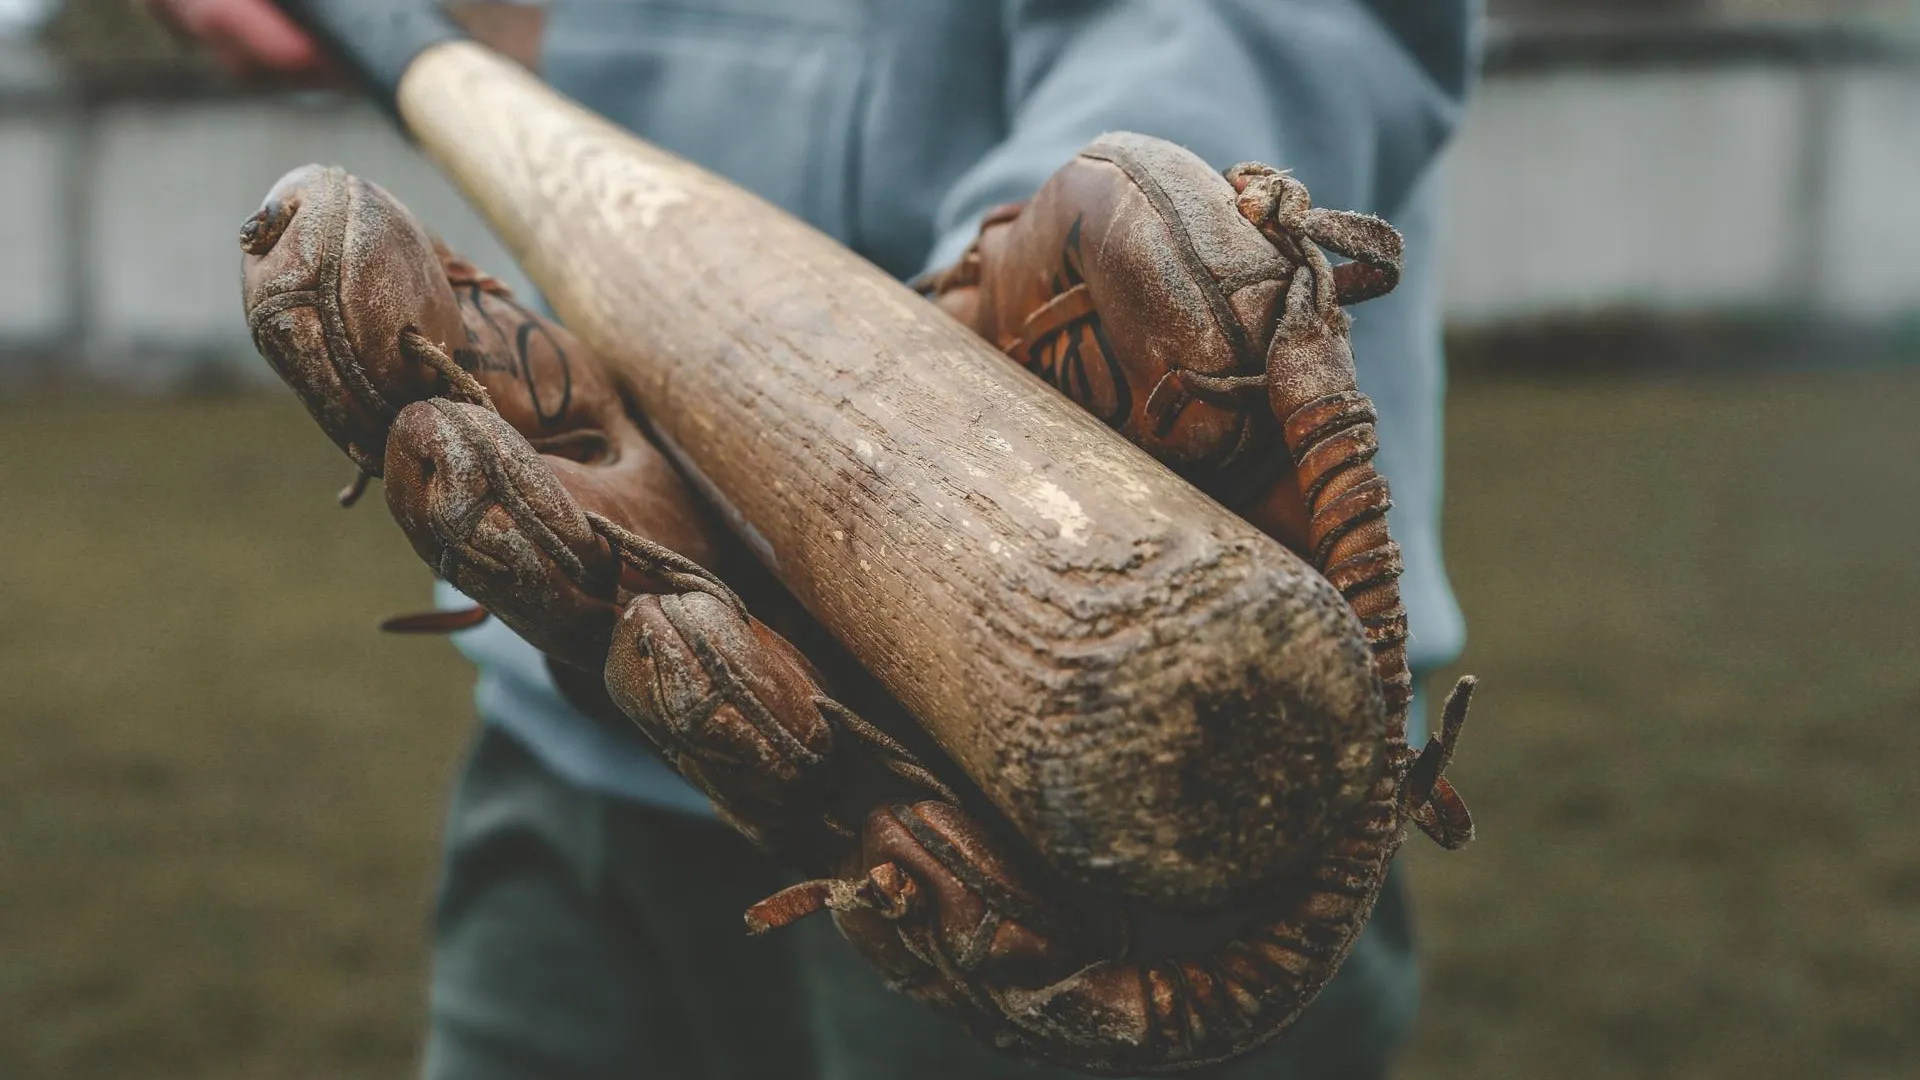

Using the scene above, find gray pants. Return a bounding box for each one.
[423,727,1420,1079]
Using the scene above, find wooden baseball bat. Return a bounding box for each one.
[272,3,1386,908]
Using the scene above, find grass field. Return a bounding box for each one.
[2,369,1916,1079]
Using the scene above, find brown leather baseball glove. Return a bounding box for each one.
[918,133,1427,739]
[239,136,1473,1075]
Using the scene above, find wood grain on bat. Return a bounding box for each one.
[394,42,1386,908]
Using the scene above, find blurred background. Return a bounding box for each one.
[2,1,1917,1078]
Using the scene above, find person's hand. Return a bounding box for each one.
[143,0,333,83]
[147,2,548,81]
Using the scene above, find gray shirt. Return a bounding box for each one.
[437,0,1475,809]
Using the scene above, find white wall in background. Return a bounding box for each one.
[1440,65,1920,323]
[0,96,529,381]
[3,63,1920,379]
[1818,70,1920,316]
[0,115,70,344]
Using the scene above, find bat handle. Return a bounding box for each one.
[269,0,467,113]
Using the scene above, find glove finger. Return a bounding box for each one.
[604,589,854,854]
[240,164,740,664]
[920,137,1291,481]
[382,398,738,670]
[847,801,1088,977]
[914,137,1415,567]
[241,166,683,523]
[241,164,467,476]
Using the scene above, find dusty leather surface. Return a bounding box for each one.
[922,132,1419,722]
[925,134,1312,555]
[238,145,1473,1075]
[242,165,465,475]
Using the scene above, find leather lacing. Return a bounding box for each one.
[715,154,1481,1073]
[336,329,494,507]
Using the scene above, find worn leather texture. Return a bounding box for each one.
[920,133,1422,724]
[237,140,1473,1075]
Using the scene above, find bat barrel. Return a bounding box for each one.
[384,42,1387,908]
